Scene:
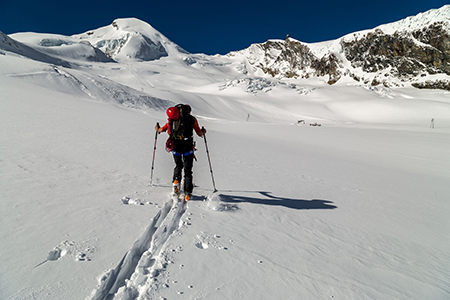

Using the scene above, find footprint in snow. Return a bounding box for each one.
[195,233,230,250]
[195,241,209,250]
[34,240,94,268]
[34,247,67,268]
[121,196,145,205]
[47,247,66,261]
[121,195,158,206]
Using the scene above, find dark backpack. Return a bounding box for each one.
[165,104,194,152]
[170,104,194,140]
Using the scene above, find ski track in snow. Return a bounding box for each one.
[88,194,187,300]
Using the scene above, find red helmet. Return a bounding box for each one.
[166,107,179,120]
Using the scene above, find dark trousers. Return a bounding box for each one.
[173,154,194,194]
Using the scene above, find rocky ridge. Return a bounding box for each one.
[231,5,450,90]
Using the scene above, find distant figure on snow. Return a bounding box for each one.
[155,104,206,201]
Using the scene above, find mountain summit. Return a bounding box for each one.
[73,18,188,62]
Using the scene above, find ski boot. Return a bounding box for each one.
[184,193,192,202]
[173,180,180,195]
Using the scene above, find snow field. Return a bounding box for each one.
[2,82,450,299]
[2,15,450,298]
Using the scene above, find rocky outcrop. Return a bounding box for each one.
[412,79,450,91]
[311,52,342,84]
[342,22,450,77]
[412,22,450,73]
[256,39,315,78]
[241,37,343,85]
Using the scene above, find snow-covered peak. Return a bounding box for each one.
[73,18,188,61]
[75,18,161,42]
[377,5,450,34]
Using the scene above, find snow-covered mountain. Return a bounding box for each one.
[2,6,449,92]
[2,18,188,65]
[72,18,189,61]
[232,5,450,90]
[1,7,449,124]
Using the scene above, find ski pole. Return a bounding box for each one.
[202,127,217,192]
[149,123,159,186]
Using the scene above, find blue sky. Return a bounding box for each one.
[1,0,448,55]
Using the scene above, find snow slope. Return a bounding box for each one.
[1,13,450,300]
[376,4,450,34]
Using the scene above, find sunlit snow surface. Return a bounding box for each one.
[1,11,450,300]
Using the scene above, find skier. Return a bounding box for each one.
[155,104,206,201]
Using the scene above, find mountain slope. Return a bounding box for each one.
[1,30,71,67]
[231,5,450,89]
[7,32,114,64]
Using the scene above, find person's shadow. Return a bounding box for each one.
[215,191,337,210]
